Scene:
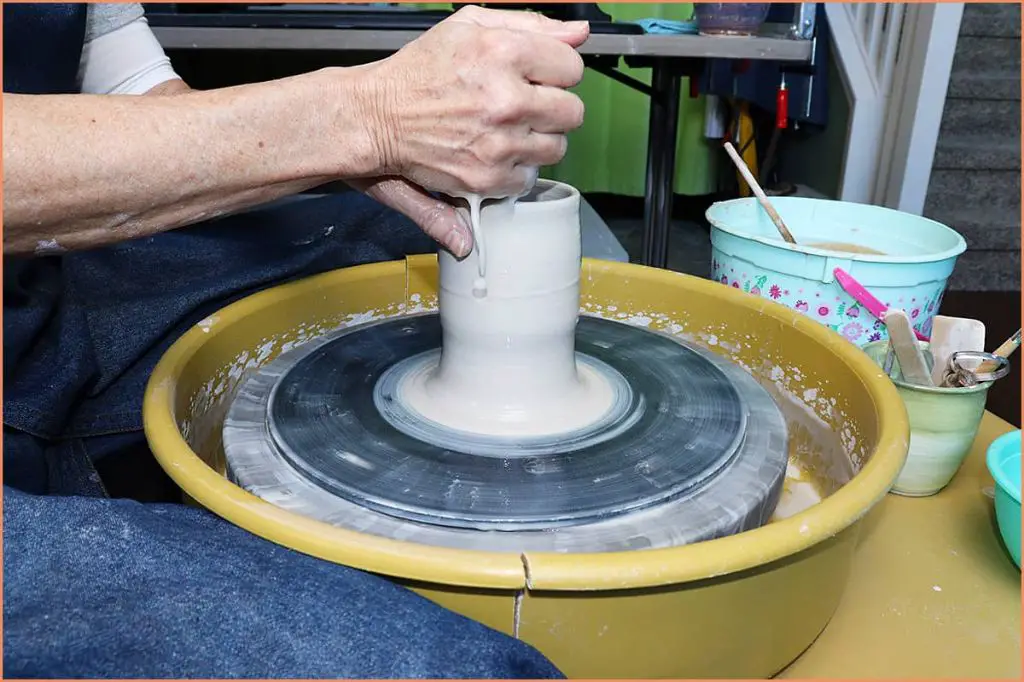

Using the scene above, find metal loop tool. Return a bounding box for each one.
[940,351,1011,388]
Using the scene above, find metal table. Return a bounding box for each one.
[153,26,813,269]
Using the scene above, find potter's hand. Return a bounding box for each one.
[362,6,587,203]
[349,176,472,257]
[3,6,579,256]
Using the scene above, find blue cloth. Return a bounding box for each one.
[3,486,563,679]
[4,193,438,495]
[2,4,565,677]
[634,18,699,35]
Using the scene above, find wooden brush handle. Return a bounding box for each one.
[977,329,1021,373]
[759,201,797,244]
[723,142,797,244]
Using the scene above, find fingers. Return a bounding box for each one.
[526,86,585,133]
[454,5,590,47]
[515,33,586,88]
[471,163,540,199]
[376,7,588,201]
[519,133,568,167]
[520,165,540,194]
[351,176,472,257]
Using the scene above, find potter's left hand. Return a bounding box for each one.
[348,176,471,257]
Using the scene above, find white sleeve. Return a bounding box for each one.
[77,5,181,95]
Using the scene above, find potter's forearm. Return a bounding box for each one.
[2,68,382,255]
[145,78,191,96]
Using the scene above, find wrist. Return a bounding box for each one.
[296,65,397,179]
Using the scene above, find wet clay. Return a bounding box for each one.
[467,197,488,297]
[450,166,540,299]
[399,181,617,437]
[806,241,887,256]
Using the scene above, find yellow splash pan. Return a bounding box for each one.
[144,255,909,678]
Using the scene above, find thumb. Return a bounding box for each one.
[453,6,590,46]
[350,177,473,258]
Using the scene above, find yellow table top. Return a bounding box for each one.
[780,412,1022,678]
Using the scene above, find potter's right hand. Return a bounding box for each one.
[363,6,588,198]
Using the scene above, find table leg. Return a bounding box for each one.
[640,60,682,269]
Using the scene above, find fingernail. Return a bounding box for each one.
[566,20,589,31]
[445,230,469,258]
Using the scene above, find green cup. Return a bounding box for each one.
[862,341,992,497]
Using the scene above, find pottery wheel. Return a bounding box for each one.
[223,314,789,553]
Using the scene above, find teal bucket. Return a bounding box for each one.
[987,429,1021,569]
[707,198,966,346]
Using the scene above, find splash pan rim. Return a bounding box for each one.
[144,257,910,591]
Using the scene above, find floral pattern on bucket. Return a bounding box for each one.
[711,258,945,346]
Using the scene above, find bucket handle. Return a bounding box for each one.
[820,256,853,284]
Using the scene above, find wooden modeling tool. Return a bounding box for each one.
[884,309,933,387]
[723,141,797,244]
[928,315,986,386]
[977,328,1021,374]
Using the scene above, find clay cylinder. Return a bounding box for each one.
[429,181,584,434]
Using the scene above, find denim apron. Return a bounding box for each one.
[3,3,435,495]
[1,10,567,679]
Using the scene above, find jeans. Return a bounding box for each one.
[3,194,565,678]
[3,487,564,679]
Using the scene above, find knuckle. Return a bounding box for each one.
[486,37,519,65]
[453,5,481,20]
[467,25,492,49]
[487,90,525,123]
[453,23,483,50]
[420,200,451,229]
[481,133,515,164]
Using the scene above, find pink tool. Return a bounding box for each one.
[833,268,929,342]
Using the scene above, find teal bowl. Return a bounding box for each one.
[986,430,1022,568]
[707,197,966,346]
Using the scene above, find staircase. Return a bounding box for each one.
[924,3,1021,292]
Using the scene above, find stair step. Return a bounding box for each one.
[959,3,1021,38]
[948,72,1021,101]
[938,99,1020,138]
[947,250,1022,292]
[948,36,1021,100]
[923,207,1021,250]
[924,169,1020,216]
[933,135,1021,171]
